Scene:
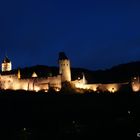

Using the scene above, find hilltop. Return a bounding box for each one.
[2,61,140,83]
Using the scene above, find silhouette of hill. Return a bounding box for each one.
[2,61,140,83]
[72,61,140,83]
[1,65,59,79]
[19,65,58,79]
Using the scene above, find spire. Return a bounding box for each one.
[3,48,11,63]
[18,68,21,79]
[5,48,7,58]
[2,56,11,63]
[59,52,68,60]
[82,73,87,84]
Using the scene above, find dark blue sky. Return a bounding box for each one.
[0,0,140,70]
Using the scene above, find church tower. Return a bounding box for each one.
[1,56,12,72]
[59,52,71,82]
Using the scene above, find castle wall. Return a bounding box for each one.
[47,75,62,89]
[0,74,17,90]
[0,74,62,92]
[73,79,128,92]
[101,83,123,92]
[13,79,29,91]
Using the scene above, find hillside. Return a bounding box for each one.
[1,61,140,83]
[71,61,140,83]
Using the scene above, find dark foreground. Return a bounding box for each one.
[0,90,140,140]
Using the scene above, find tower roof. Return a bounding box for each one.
[2,56,11,63]
[59,52,68,60]
[32,72,38,78]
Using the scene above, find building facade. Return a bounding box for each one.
[1,56,12,72]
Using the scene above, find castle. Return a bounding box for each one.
[0,52,138,93]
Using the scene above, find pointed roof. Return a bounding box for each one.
[32,72,38,78]
[59,52,68,60]
[2,56,11,63]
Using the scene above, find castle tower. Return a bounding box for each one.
[1,56,12,72]
[59,52,71,82]
[131,76,140,92]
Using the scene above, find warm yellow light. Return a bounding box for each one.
[93,88,97,92]
[111,88,115,93]
[134,77,137,80]
[34,86,40,92]
[18,69,21,79]
[132,86,139,92]
[108,87,116,93]
[55,88,60,92]
[32,72,38,78]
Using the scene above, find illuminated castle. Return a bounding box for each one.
[0,55,62,92]
[0,53,138,92]
[1,56,12,72]
[59,52,71,82]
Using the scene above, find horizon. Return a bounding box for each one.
[3,58,140,72]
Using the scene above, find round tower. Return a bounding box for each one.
[131,76,140,92]
[1,56,12,72]
[59,52,71,82]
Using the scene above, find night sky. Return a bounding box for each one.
[0,0,140,70]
